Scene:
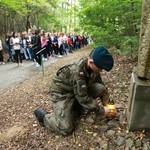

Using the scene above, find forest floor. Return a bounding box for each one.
[0,45,150,150]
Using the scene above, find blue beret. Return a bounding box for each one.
[92,46,114,71]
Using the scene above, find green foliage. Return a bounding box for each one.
[78,0,142,56]
[122,36,139,54]
[0,0,76,34]
[1,0,25,12]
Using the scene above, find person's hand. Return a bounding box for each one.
[104,104,117,117]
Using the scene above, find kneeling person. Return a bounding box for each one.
[34,46,116,135]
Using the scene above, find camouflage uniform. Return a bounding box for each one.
[44,57,109,135]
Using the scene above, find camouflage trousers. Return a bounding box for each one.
[44,83,106,135]
[44,92,76,135]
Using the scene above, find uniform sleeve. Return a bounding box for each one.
[73,72,99,111]
[94,74,110,105]
[95,74,104,85]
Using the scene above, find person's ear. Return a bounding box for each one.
[89,59,94,64]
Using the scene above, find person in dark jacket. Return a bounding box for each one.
[53,34,58,55]
[46,33,53,58]
[34,46,116,135]
[32,29,42,67]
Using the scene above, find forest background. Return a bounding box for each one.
[0,0,142,58]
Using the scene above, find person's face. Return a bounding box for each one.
[28,31,31,35]
[88,59,103,74]
[15,32,18,37]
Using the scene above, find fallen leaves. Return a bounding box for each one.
[0,46,149,149]
[0,123,29,142]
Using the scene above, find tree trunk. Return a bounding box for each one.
[26,15,31,31]
[137,0,150,79]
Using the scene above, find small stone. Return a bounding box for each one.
[142,137,149,143]
[106,130,116,137]
[86,117,95,124]
[99,125,109,132]
[135,139,142,148]
[101,140,108,149]
[128,132,136,139]
[115,136,125,146]
[107,120,117,126]
[126,138,134,148]
[143,143,148,150]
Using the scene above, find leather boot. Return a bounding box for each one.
[34,108,48,127]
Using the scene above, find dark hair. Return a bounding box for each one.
[35,29,41,35]
[12,32,16,38]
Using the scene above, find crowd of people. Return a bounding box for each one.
[0,29,92,67]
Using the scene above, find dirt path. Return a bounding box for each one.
[0,57,58,92]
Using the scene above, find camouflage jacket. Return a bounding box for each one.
[50,57,105,111]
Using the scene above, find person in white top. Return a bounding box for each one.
[57,33,63,56]
[0,39,5,64]
[62,33,68,55]
[12,32,23,66]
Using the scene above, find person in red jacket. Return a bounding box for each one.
[68,35,74,53]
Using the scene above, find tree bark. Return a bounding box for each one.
[137,0,150,79]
